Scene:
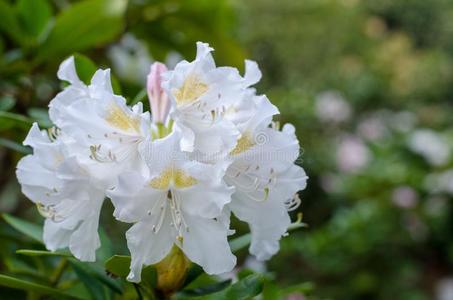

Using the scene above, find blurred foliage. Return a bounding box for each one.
[2,0,453,299]
[237,0,453,299]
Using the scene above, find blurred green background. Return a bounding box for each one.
[1,0,453,299]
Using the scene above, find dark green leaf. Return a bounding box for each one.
[0,137,31,154]
[281,282,314,295]
[216,274,264,300]
[0,0,25,45]
[71,262,107,300]
[129,88,147,105]
[182,264,203,288]
[0,274,84,299]
[72,259,122,295]
[2,213,43,243]
[104,255,156,288]
[16,0,52,40]
[73,53,97,85]
[180,274,264,300]
[0,178,20,212]
[35,0,127,63]
[0,111,33,131]
[179,279,231,297]
[16,249,71,257]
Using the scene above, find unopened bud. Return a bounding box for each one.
[147,62,170,124]
[154,245,190,297]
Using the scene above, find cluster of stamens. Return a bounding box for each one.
[37,202,65,222]
[89,144,117,163]
[285,193,302,211]
[227,164,277,201]
[147,190,189,243]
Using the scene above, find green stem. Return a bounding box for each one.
[50,258,68,287]
[133,283,144,300]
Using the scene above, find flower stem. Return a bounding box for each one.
[50,258,68,286]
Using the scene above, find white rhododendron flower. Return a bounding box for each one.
[50,57,151,184]
[108,131,235,282]
[224,78,308,260]
[162,42,243,155]
[16,41,308,284]
[16,123,105,261]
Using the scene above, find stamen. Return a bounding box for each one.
[36,203,65,223]
[89,145,117,163]
[285,194,301,211]
[47,127,61,141]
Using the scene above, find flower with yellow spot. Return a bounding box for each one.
[162,42,243,155]
[107,130,236,283]
[48,56,151,187]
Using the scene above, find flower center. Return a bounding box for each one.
[147,168,196,242]
[149,168,198,189]
[105,103,140,132]
[173,75,208,105]
[230,133,255,155]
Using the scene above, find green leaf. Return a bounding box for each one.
[179,279,231,297]
[76,261,123,295]
[28,108,52,128]
[104,255,156,288]
[182,264,203,288]
[73,53,97,85]
[0,178,20,212]
[16,249,71,257]
[2,214,43,243]
[0,0,25,45]
[0,96,16,111]
[104,255,130,278]
[16,0,52,41]
[0,274,84,299]
[0,137,31,154]
[187,274,264,300]
[129,88,147,105]
[217,274,264,300]
[229,233,251,253]
[281,282,314,295]
[0,111,33,131]
[35,0,127,63]
[71,262,107,300]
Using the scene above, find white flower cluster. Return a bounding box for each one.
[16,42,308,282]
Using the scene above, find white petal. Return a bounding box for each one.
[179,182,232,219]
[271,165,308,201]
[49,87,87,125]
[68,190,104,262]
[195,41,215,67]
[43,219,71,251]
[229,192,290,261]
[139,130,184,175]
[16,155,62,204]
[244,60,261,87]
[180,216,236,275]
[57,56,84,87]
[89,69,113,96]
[126,216,175,282]
[23,122,49,147]
[108,171,163,223]
[246,95,279,132]
[69,217,100,262]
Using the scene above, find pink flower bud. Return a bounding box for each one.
[147,62,170,124]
